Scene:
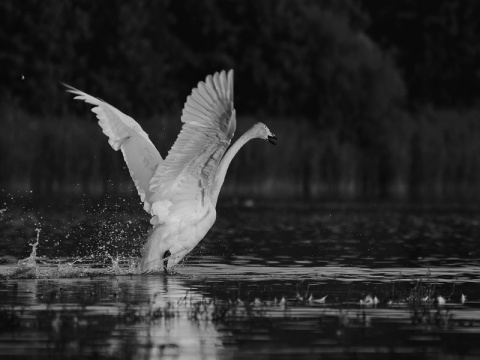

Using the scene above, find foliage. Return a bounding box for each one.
[0,0,479,199]
[0,0,403,121]
[360,0,480,107]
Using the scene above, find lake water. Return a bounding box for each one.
[1,197,480,359]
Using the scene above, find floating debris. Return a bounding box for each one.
[360,295,379,306]
[307,294,327,304]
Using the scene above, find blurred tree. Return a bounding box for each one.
[0,0,405,121]
[5,0,479,200]
[359,0,480,107]
[0,0,407,199]
[79,0,186,115]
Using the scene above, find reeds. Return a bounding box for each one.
[2,107,480,200]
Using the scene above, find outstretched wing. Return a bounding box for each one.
[64,84,163,213]
[149,70,235,216]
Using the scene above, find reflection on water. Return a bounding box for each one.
[1,200,480,358]
[0,268,480,359]
[1,275,223,359]
[2,264,480,359]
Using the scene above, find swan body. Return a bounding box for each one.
[64,70,276,272]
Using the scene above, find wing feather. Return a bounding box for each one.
[213,73,224,98]
[149,70,235,211]
[219,71,228,98]
[192,89,210,109]
[64,84,163,212]
[197,82,213,104]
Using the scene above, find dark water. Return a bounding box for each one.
[1,198,480,359]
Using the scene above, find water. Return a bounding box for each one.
[1,198,480,359]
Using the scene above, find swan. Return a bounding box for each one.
[64,70,276,272]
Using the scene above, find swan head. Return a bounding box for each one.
[252,122,277,145]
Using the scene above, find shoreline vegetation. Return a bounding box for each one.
[2,0,480,201]
[2,107,480,201]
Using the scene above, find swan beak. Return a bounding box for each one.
[267,134,277,145]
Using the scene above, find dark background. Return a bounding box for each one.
[2,0,480,200]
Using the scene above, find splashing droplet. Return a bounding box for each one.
[14,228,41,277]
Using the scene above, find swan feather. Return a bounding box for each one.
[63,84,162,212]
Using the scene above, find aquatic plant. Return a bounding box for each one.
[410,306,454,329]
[408,277,437,305]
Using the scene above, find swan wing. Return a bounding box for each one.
[149,70,235,214]
[64,85,163,212]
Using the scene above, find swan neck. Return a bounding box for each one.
[211,129,257,206]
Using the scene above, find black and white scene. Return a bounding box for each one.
[1,0,480,359]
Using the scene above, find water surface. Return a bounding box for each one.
[1,198,480,359]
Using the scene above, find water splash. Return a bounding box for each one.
[14,228,41,278]
[108,255,142,275]
[4,224,143,278]
[0,197,153,279]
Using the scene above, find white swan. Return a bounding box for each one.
[64,70,276,272]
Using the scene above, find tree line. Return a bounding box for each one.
[1,0,480,200]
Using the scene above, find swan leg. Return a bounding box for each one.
[163,250,171,272]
